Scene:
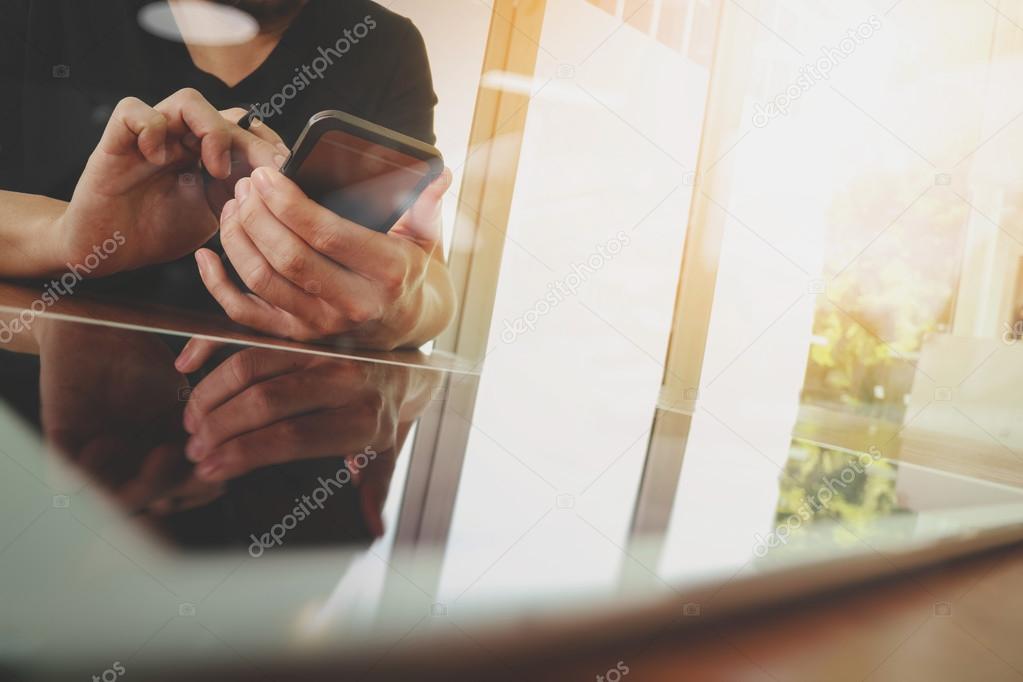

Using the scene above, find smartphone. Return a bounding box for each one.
[279,110,444,234]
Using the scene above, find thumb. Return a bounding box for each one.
[174,335,228,374]
[420,167,453,205]
[392,168,452,246]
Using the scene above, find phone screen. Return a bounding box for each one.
[290,129,432,233]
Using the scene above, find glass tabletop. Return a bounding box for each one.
[1,301,1022,681]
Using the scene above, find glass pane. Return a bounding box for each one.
[658,0,1023,564]
[392,0,493,255]
[439,0,719,597]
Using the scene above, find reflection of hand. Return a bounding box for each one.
[38,320,185,454]
[35,321,220,512]
[56,89,284,276]
[75,441,224,516]
[194,164,455,349]
[179,340,438,535]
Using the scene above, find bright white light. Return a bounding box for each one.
[480,70,620,106]
[138,1,259,46]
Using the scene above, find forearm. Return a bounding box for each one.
[0,308,42,354]
[0,191,68,277]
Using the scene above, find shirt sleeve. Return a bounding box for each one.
[372,17,438,146]
[0,0,28,192]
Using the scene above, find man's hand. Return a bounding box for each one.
[177,343,438,536]
[195,165,455,349]
[35,321,207,513]
[54,89,285,277]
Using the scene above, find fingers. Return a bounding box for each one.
[234,128,288,171]
[113,443,185,512]
[195,248,320,340]
[247,118,286,149]
[148,476,226,516]
[219,107,249,124]
[153,89,287,179]
[174,338,228,374]
[219,107,289,155]
[185,371,312,457]
[195,247,264,323]
[246,167,438,300]
[191,408,387,481]
[98,91,293,182]
[229,118,288,170]
[154,88,234,178]
[101,97,169,165]
[220,192,331,323]
[182,347,311,432]
[249,166,391,272]
[247,168,422,303]
[185,368,368,462]
[235,174,382,321]
[227,108,289,153]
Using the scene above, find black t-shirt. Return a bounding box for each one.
[0,0,436,307]
[0,0,437,198]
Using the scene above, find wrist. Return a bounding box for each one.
[47,207,128,279]
[0,193,71,278]
[27,202,76,278]
[389,266,455,350]
[391,286,430,349]
[46,208,71,274]
[357,292,421,351]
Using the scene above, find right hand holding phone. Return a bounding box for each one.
[195,164,453,348]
